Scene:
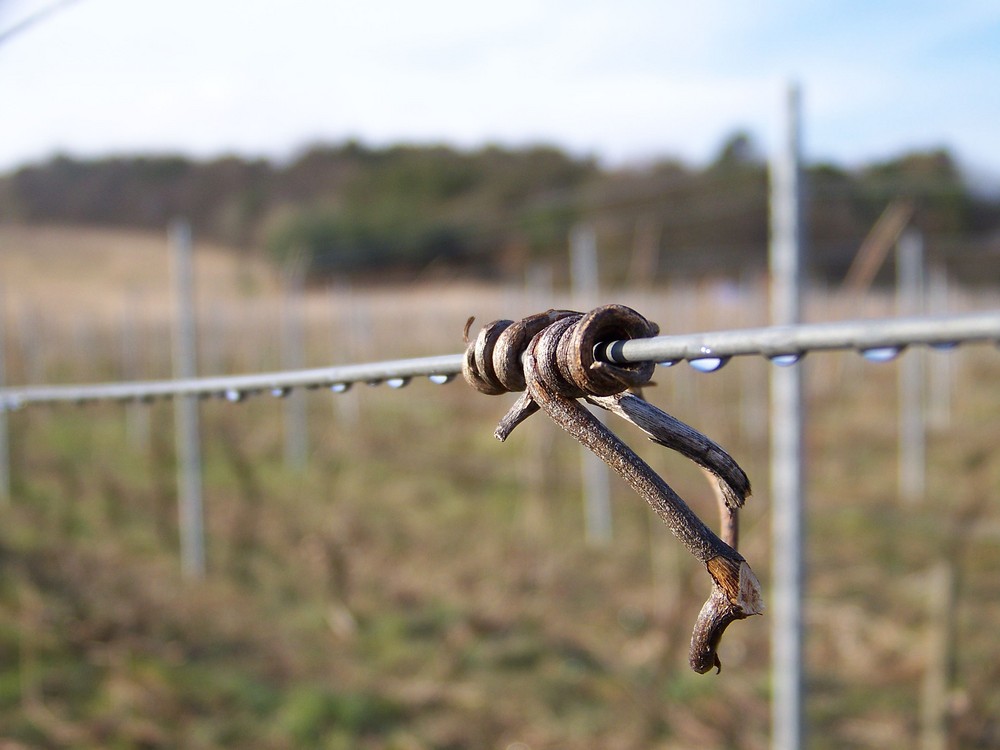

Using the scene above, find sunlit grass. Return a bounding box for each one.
[1,226,998,748]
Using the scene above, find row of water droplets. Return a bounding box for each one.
[0,373,459,412]
[656,339,965,373]
[218,373,457,403]
[0,338,985,411]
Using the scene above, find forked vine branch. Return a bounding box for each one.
[463,304,764,673]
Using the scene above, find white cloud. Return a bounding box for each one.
[1,0,999,176]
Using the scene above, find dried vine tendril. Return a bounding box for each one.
[463,304,764,673]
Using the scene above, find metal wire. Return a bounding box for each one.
[595,310,1000,364]
[1,311,998,409]
[0,355,465,409]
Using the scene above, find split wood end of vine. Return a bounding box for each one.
[463,304,765,674]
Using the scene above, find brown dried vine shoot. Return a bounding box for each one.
[462,304,764,673]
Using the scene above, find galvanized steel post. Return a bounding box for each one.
[170,219,206,578]
[0,287,9,505]
[897,229,926,504]
[570,223,614,545]
[769,83,806,750]
[282,260,309,470]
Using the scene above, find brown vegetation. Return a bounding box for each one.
[0,226,998,748]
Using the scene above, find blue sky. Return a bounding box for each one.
[2,0,999,181]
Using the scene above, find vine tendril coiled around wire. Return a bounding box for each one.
[463,304,764,673]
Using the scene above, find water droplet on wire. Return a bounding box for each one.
[224,388,245,403]
[657,360,679,368]
[689,357,730,373]
[428,374,455,385]
[270,387,291,398]
[3,396,24,412]
[769,353,802,367]
[386,377,410,389]
[929,341,958,351]
[861,346,903,363]
[329,382,351,394]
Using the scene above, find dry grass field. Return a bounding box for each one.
[1,224,999,749]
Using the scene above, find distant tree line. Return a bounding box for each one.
[1,136,997,284]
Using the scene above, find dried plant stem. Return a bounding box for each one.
[524,343,763,673]
[464,304,764,673]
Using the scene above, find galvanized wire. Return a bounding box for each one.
[0,355,465,409]
[1,311,998,410]
[595,310,1000,365]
